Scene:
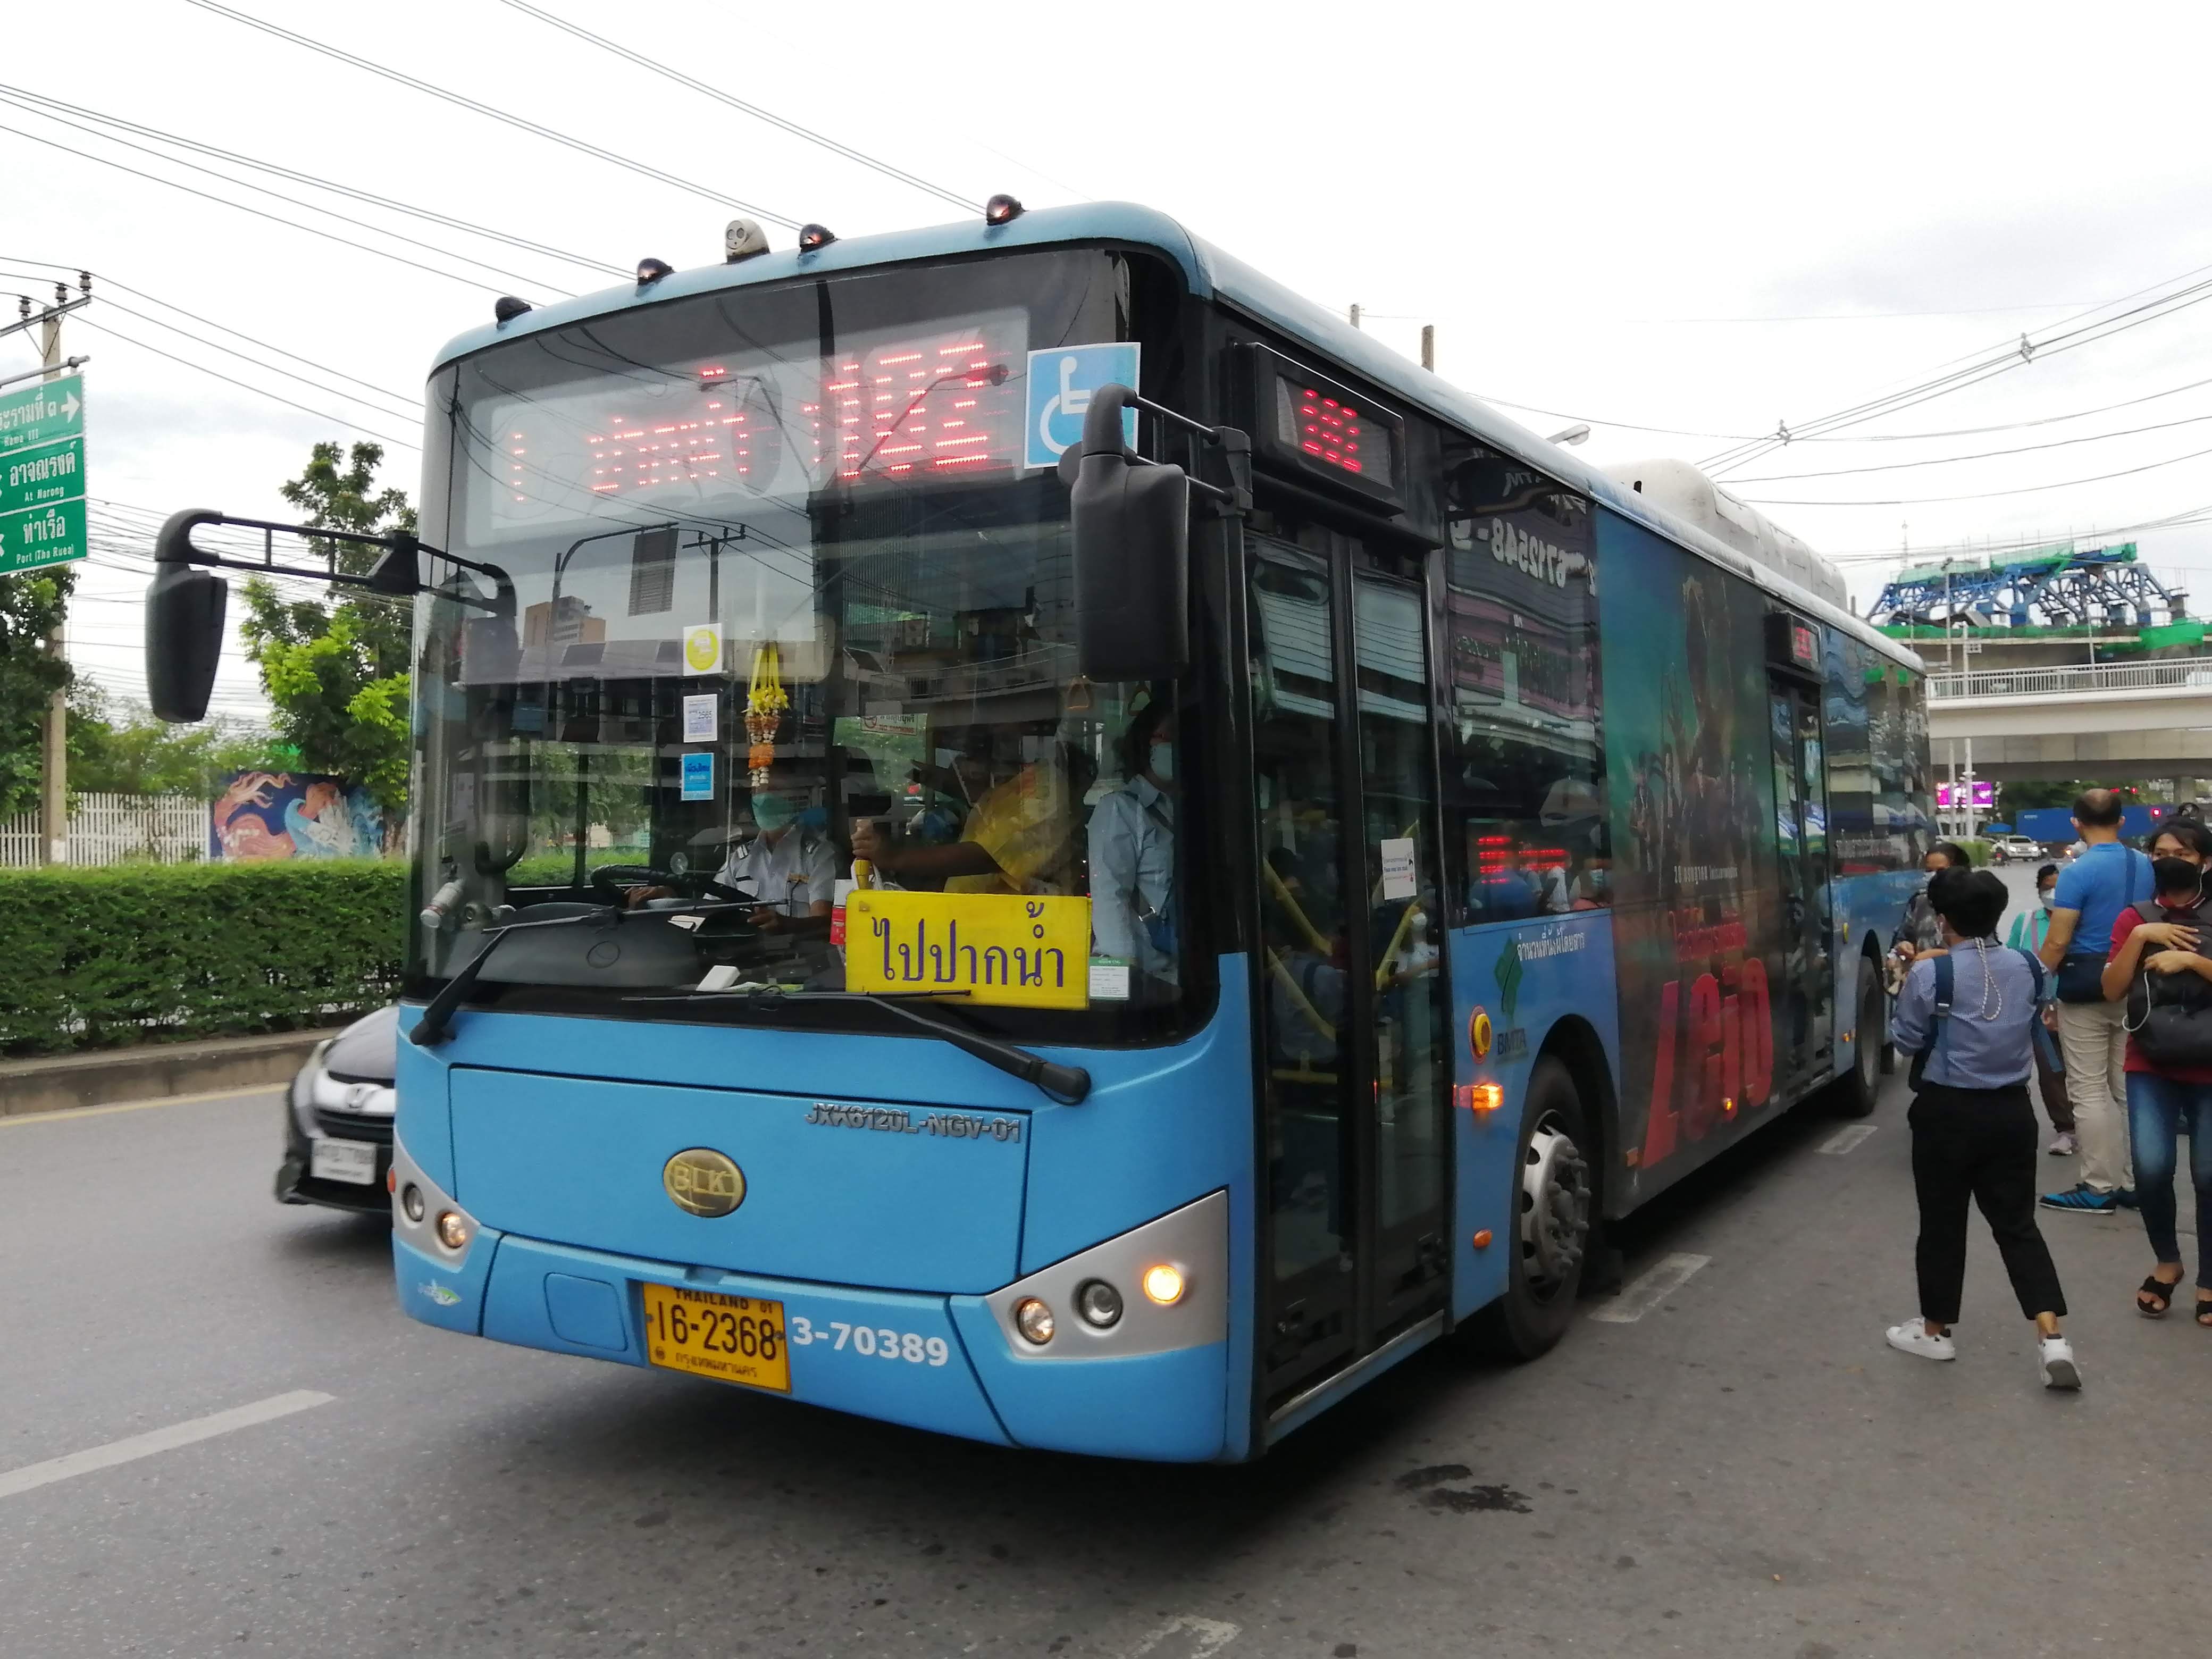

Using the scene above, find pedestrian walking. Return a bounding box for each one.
[1887,868,2080,1388]
[2008,862,2077,1155]
[2038,790,2150,1213]
[2099,850,2212,1327]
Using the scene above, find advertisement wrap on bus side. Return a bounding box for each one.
[1601,514,1792,1189]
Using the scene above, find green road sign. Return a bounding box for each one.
[0,373,83,456]
[0,373,86,575]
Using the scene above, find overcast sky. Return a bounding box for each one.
[14,0,2212,721]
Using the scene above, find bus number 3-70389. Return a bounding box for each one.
[789,1318,951,1366]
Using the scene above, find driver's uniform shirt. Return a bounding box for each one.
[718,828,837,916]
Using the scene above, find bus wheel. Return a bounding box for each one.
[1837,969,1883,1118]
[1472,1058,1592,1361]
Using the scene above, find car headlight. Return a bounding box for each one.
[289,1041,333,1135]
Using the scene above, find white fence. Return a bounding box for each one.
[1928,656,2212,700]
[0,792,211,868]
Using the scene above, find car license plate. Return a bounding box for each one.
[641,1284,790,1394]
[310,1138,379,1185]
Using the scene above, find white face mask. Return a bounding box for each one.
[2039,891,2055,911]
[1149,742,1174,783]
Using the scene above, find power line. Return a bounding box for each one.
[0,84,626,281]
[1740,440,2212,507]
[69,314,422,448]
[497,1,980,213]
[181,0,801,228]
[0,273,421,422]
[1701,265,2212,475]
[0,120,546,299]
[1726,408,2212,484]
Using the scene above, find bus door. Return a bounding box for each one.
[1767,675,1834,1096]
[1247,537,1452,1409]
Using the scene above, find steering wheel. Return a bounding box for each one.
[589,864,755,908]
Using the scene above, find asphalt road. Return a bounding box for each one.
[4,937,2204,1658]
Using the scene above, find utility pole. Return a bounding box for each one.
[1347,303,1361,331]
[1420,324,1434,371]
[10,276,91,865]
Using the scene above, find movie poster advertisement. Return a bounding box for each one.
[1599,515,1783,1188]
[211,771,389,861]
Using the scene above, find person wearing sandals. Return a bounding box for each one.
[1887,868,2081,1388]
[2100,847,2212,1328]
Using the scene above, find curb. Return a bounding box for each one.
[0,1029,343,1118]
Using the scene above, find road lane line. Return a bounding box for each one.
[1588,1252,1712,1323]
[1819,1124,1879,1155]
[1124,1616,1241,1657]
[0,1390,334,1500]
[0,1083,281,1128]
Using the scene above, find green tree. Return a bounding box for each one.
[0,564,74,817]
[239,442,414,814]
[68,683,288,797]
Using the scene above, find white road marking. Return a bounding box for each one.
[0,1390,334,1500]
[1588,1252,1713,1323]
[1,1083,281,1129]
[1124,1616,1241,1658]
[1819,1124,1880,1155]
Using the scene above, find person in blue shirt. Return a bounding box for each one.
[2038,789,2151,1210]
[1888,867,2079,1387]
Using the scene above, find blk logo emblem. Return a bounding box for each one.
[663,1148,747,1218]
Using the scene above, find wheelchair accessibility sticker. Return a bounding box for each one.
[1025,342,1139,468]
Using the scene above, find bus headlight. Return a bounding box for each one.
[1012,1297,1055,1345]
[436,1211,471,1252]
[1142,1263,1186,1306]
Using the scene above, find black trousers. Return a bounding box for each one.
[1910,1082,2068,1324]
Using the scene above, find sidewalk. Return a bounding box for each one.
[0,1029,340,1118]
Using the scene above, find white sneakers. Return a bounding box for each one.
[1885,1319,1957,1361]
[2038,1335,2082,1390]
[1884,1319,2083,1388]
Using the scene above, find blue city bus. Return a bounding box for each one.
[146,203,1932,1461]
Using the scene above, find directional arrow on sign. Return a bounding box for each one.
[60,389,80,421]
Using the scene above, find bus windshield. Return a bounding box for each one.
[410,249,1190,1035]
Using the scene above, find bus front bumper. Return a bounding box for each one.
[391,1200,1233,1463]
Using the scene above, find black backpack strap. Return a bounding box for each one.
[2016,948,2046,1002]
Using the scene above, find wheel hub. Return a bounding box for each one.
[1519,1118,1591,1290]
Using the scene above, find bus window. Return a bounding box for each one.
[1442,446,1603,925]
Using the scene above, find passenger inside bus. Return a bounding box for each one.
[1087,699,1179,987]
[850,723,1092,896]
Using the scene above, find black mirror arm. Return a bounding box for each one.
[1079,386,1251,512]
[154,510,512,616]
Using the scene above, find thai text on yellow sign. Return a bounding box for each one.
[847,891,1091,1010]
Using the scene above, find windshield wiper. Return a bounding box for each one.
[626,985,1092,1105]
[410,905,620,1048]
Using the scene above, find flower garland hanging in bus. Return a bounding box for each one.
[745,641,788,784]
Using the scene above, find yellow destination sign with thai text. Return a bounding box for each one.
[847,891,1091,1010]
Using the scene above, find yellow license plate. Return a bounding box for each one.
[641,1284,790,1394]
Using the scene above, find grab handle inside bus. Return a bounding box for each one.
[1067,383,1189,683]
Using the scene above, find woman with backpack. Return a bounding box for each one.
[1887,868,2080,1388]
[2100,850,2212,1325]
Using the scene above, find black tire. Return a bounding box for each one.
[1470,1058,1593,1362]
[1836,962,1883,1117]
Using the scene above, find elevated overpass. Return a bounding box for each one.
[1926,657,2212,782]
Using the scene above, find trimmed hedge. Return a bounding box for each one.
[0,860,405,1057]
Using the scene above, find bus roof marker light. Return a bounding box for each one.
[1141,1264,1186,1306]
[985,192,1024,225]
[797,223,837,253]
[492,296,533,325]
[723,217,770,263]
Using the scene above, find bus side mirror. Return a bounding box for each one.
[146,509,230,724]
[1069,383,1189,683]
